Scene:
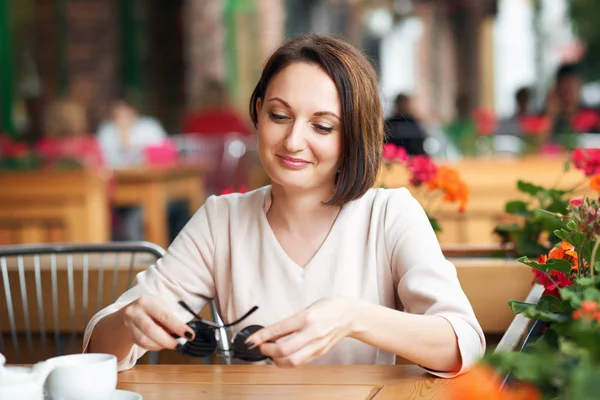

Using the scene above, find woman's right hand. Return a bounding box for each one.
[121,295,195,351]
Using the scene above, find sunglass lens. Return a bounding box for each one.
[177,320,218,358]
[233,325,267,362]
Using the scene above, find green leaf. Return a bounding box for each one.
[567,220,578,230]
[522,307,566,322]
[517,180,544,196]
[505,200,529,216]
[518,256,573,274]
[508,300,536,314]
[568,365,600,400]
[537,295,567,313]
[554,228,571,240]
[428,216,442,233]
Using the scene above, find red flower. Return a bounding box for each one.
[519,116,551,136]
[0,134,30,158]
[406,155,438,186]
[571,109,600,133]
[382,143,408,163]
[572,148,600,176]
[533,269,573,298]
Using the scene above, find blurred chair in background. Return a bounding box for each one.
[173,133,258,195]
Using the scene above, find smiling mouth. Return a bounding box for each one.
[276,155,311,169]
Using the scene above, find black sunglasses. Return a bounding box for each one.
[174,300,267,362]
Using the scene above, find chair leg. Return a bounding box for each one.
[147,351,160,365]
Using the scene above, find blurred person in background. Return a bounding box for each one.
[181,80,254,194]
[546,63,600,136]
[181,79,252,136]
[37,98,104,169]
[97,93,167,167]
[495,87,534,136]
[384,93,427,155]
[515,87,532,119]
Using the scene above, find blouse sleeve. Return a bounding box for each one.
[384,188,485,377]
[82,196,219,371]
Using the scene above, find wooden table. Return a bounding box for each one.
[117,365,453,399]
[0,170,109,245]
[113,163,209,248]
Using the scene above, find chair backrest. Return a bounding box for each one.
[0,242,165,363]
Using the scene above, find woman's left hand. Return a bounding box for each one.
[245,298,357,367]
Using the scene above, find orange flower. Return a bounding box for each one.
[590,175,600,191]
[448,364,541,400]
[573,300,600,321]
[547,241,578,269]
[428,166,470,213]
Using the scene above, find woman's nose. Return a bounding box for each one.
[283,123,307,153]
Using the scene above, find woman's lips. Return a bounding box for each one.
[276,155,311,169]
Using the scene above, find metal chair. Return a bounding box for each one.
[0,242,167,364]
[0,241,230,365]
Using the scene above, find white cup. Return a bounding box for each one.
[44,353,117,400]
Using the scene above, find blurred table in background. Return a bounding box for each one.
[376,155,589,244]
[113,163,209,248]
[0,170,109,245]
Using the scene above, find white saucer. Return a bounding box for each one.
[110,390,142,400]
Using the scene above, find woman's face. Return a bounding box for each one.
[256,62,342,194]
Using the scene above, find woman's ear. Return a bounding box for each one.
[255,98,262,127]
[256,98,262,115]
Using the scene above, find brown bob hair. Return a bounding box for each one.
[249,34,383,206]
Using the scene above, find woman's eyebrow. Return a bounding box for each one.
[268,97,340,120]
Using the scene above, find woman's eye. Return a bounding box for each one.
[314,124,334,133]
[269,112,289,121]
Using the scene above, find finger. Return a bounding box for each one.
[129,324,164,351]
[142,299,195,341]
[259,329,314,359]
[246,312,307,347]
[132,312,180,350]
[269,337,328,368]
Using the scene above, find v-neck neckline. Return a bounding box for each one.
[260,186,346,272]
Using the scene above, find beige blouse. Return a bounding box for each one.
[83,186,485,377]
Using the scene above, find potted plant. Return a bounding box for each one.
[449,194,600,400]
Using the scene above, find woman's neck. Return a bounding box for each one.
[267,183,341,235]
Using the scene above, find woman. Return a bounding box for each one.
[85,34,484,376]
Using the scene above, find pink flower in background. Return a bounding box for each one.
[570,198,583,207]
[572,148,600,176]
[406,155,438,186]
[382,143,408,163]
[0,134,30,158]
[539,142,563,156]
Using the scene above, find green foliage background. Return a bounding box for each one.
[569,0,600,82]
